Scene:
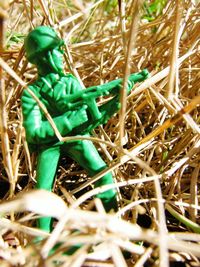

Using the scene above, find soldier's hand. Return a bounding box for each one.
[67,106,88,129]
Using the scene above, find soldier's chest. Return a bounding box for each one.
[32,83,62,117]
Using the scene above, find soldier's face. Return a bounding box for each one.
[51,47,64,72]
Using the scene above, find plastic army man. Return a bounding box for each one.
[22,26,149,233]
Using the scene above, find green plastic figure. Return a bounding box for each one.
[22,26,149,233]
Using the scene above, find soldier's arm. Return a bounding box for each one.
[21,87,87,144]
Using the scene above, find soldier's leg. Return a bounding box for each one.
[64,140,117,211]
[35,146,61,232]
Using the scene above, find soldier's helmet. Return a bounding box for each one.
[24,26,64,64]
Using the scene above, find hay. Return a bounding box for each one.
[0,0,200,266]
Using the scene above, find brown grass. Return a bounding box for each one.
[0,0,200,266]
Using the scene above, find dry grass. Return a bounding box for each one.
[0,0,200,266]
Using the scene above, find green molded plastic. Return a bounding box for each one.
[22,26,150,233]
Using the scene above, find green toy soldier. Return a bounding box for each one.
[22,26,149,233]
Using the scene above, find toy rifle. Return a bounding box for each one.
[70,69,150,134]
[65,69,149,121]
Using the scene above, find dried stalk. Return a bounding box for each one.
[119,0,141,146]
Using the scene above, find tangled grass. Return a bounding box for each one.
[0,0,200,266]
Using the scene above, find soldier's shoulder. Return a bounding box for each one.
[25,78,41,91]
[21,79,42,100]
[61,74,81,88]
